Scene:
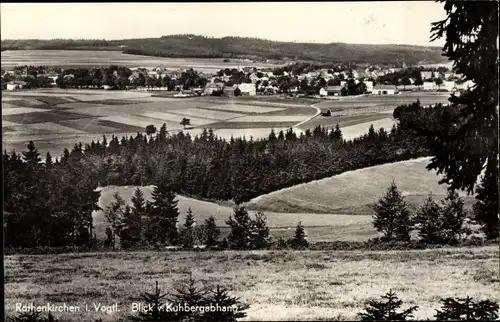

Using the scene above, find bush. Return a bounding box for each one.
[358,289,418,321]
[434,296,499,321]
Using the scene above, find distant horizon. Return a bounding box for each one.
[1,34,445,49]
[1,2,447,47]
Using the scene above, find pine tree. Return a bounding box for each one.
[22,141,41,165]
[434,296,499,321]
[146,181,180,246]
[45,152,53,170]
[202,285,249,321]
[473,170,499,240]
[104,192,126,249]
[120,205,142,249]
[358,290,418,321]
[414,194,444,244]
[440,190,467,243]
[373,181,412,241]
[202,216,220,247]
[226,206,253,250]
[129,281,177,322]
[290,221,309,249]
[250,212,270,249]
[170,272,207,321]
[181,208,196,248]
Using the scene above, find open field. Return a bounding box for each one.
[2,90,314,157]
[246,157,474,214]
[1,50,282,73]
[5,246,498,321]
[3,90,454,157]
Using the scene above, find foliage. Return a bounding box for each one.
[414,194,444,244]
[201,216,220,247]
[473,171,499,240]
[358,289,418,321]
[372,181,412,241]
[130,274,249,322]
[434,296,499,321]
[289,221,309,249]
[428,1,498,196]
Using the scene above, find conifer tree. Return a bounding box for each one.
[45,152,53,170]
[473,171,499,240]
[170,272,206,321]
[203,285,249,321]
[104,192,126,249]
[22,141,41,165]
[440,190,467,243]
[358,290,418,321]
[181,208,196,248]
[250,212,270,249]
[290,221,309,249]
[130,281,176,322]
[226,206,253,250]
[202,216,220,247]
[434,296,499,321]
[373,181,412,241]
[120,205,142,249]
[146,180,180,246]
[414,194,443,244]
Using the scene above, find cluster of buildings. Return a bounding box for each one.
[2,64,475,97]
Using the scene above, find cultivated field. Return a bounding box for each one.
[1,50,282,73]
[299,92,451,133]
[2,89,315,157]
[5,246,498,321]
[246,157,475,215]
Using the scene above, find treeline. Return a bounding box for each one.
[100,185,308,251]
[2,65,208,90]
[1,35,447,65]
[62,122,428,203]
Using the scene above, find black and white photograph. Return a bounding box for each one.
[2,1,499,321]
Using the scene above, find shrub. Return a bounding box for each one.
[434,296,499,321]
[289,221,309,249]
[358,290,418,321]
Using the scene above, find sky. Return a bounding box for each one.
[1,2,447,47]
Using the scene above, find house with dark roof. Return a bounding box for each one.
[372,85,398,95]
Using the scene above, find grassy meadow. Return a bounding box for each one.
[5,246,499,321]
[247,157,476,215]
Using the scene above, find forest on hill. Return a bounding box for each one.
[1,35,447,66]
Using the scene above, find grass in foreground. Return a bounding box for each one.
[4,246,498,321]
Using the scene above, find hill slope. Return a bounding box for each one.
[1,35,446,65]
[245,157,476,215]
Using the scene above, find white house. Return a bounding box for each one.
[372,85,398,95]
[442,80,455,91]
[237,83,256,96]
[6,81,26,91]
[423,81,436,91]
[319,87,328,97]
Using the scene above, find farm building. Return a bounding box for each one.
[420,71,434,80]
[320,86,343,97]
[441,81,455,91]
[423,82,436,91]
[204,82,224,95]
[237,83,256,96]
[372,85,398,95]
[6,81,26,91]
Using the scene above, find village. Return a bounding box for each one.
[2,63,475,98]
